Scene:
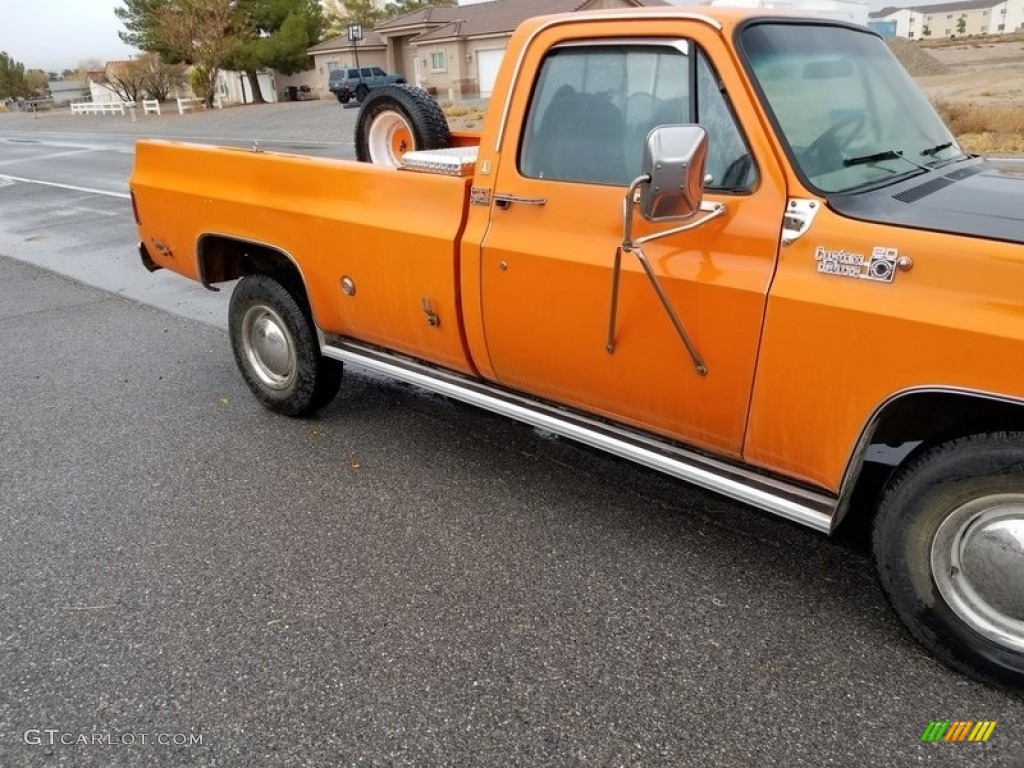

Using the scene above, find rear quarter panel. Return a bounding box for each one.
[130,140,474,374]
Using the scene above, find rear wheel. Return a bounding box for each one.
[355,85,449,167]
[228,274,341,417]
[873,432,1024,692]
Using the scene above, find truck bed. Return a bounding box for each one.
[131,140,476,374]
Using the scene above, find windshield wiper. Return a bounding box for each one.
[843,149,929,171]
[844,150,902,167]
[920,141,971,166]
[920,142,953,157]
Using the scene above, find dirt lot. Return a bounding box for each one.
[896,34,1024,152]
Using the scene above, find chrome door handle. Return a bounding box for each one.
[494,193,547,209]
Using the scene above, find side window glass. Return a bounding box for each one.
[360,68,373,77]
[371,67,385,76]
[520,45,690,187]
[696,53,757,192]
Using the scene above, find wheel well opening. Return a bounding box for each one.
[835,391,1024,541]
[197,235,302,288]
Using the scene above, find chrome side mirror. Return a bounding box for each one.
[639,125,709,222]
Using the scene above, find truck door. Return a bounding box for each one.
[479,32,788,457]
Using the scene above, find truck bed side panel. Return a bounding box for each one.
[131,141,474,374]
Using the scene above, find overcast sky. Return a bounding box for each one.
[2,0,138,73]
[1,0,962,74]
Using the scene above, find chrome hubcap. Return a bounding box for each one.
[931,494,1024,653]
[241,306,296,390]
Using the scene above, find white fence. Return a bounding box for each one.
[71,102,126,116]
[70,96,217,117]
[176,96,222,114]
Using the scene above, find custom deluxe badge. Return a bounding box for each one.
[814,246,913,283]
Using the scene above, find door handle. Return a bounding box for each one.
[494,193,547,210]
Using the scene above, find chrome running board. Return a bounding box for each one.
[321,338,836,533]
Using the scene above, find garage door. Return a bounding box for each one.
[476,49,505,99]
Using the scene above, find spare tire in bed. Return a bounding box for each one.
[354,85,451,167]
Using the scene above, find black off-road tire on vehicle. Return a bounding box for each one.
[873,432,1024,692]
[355,85,450,167]
[354,83,370,103]
[228,273,342,417]
[336,92,350,105]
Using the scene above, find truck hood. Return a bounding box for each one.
[827,159,1024,246]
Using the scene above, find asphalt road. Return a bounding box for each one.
[1,111,1023,767]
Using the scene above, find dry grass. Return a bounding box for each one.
[442,104,487,130]
[932,99,1024,153]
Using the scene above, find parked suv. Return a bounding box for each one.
[328,66,407,104]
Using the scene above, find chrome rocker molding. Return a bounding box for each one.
[321,337,836,533]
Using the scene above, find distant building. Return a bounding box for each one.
[307,0,666,100]
[870,0,1024,38]
[47,79,87,106]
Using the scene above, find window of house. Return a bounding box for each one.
[327,61,340,72]
[430,52,446,71]
[519,42,756,191]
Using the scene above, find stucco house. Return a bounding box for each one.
[308,0,667,100]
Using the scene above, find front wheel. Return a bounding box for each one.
[336,92,350,104]
[354,84,369,103]
[228,274,341,417]
[873,432,1024,692]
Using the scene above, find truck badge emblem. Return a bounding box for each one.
[815,246,913,283]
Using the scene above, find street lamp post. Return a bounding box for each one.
[348,24,364,94]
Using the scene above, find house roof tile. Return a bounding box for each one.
[375,5,462,32]
[308,28,387,54]
[398,0,664,44]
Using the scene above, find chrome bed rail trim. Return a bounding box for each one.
[321,338,836,533]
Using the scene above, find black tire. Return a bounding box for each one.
[336,92,350,105]
[355,85,450,166]
[873,432,1024,692]
[228,273,342,417]
[354,84,369,103]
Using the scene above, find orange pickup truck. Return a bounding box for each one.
[130,8,1024,691]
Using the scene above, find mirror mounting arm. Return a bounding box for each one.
[606,176,726,377]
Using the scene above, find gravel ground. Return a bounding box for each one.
[0,95,486,145]
[0,99,356,144]
[888,38,951,76]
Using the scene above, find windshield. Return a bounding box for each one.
[740,23,960,194]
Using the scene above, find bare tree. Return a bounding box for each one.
[155,0,240,107]
[101,58,148,102]
[139,52,187,101]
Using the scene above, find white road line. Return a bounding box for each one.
[0,175,129,199]
[0,148,95,167]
